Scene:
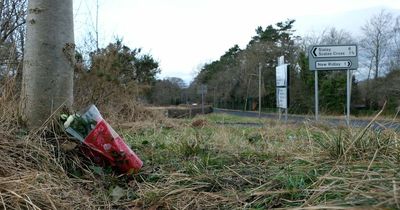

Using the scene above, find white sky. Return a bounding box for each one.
[73,0,400,84]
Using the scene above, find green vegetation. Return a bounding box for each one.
[1,1,400,209]
[206,113,267,124]
[186,12,400,116]
[91,113,400,209]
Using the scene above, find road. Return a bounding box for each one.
[213,108,400,131]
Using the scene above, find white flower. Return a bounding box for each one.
[60,114,68,121]
[64,115,75,128]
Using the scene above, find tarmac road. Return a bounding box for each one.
[213,108,400,131]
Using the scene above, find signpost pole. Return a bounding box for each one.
[315,71,319,121]
[285,105,288,123]
[198,84,207,114]
[346,69,351,126]
[277,57,284,121]
[201,91,204,114]
[279,108,281,121]
[258,63,262,118]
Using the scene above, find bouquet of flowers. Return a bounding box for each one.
[61,105,143,174]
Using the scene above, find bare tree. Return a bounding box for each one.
[0,0,26,43]
[0,0,26,77]
[21,0,74,128]
[391,15,400,70]
[360,10,394,80]
[320,27,354,45]
[301,27,355,48]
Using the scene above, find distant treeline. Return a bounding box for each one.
[0,2,399,116]
[153,11,400,115]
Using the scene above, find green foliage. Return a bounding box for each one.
[112,114,400,209]
[74,39,160,107]
[319,72,347,113]
[189,17,400,116]
[134,54,160,84]
[250,19,295,45]
[150,77,185,105]
[88,40,159,85]
[191,19,298,111]
[196,44,242,84]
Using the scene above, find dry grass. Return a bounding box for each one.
[0,79,90,209]
[0,77,155,209]
[0,133,91,209]
[1,75,400,209]
[118,112,400,209]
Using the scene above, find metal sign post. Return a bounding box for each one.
[258,63,262,118]
[346,69,352,125]
[201,91,205,114]
[285,105,288,122]
[197,84,207,114]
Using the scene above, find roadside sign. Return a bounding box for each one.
[276,87,287,109]
[316,60,352,69]
[309,45,358,71]
[276,64,288,87]
[197,84,207,94]
[308,44,358,125]
[275,56,289,121]
[310,45,357,58]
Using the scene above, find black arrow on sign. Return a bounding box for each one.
[312,47,317,57]
[347,61,352,67]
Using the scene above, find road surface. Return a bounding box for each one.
[213,108,400,131]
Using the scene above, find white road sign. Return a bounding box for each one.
[311,45,357,58]
[197,84,207,94]
[309,44,358,71]
[276,64,288,87]
[316,60,352,69]
[276,87,287,109]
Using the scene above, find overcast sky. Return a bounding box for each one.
[73,0,400,84]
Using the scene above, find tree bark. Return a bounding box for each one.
[21,0,74,128]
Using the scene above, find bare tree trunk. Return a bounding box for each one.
[21,0,74,128]
[375,43,380,79]
[244,77,251,111]
[366,58,373,108]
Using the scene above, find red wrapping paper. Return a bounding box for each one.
[83,120,143,174]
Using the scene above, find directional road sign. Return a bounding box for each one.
[197,84,207,94]
[311,45,357,58]
[309,45,358,71]
[316,60,352,69]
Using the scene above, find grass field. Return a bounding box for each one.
[103,113,400,209]
[1,97,399,209]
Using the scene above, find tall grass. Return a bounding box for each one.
[117,114,400,209]
[1,72,400,209]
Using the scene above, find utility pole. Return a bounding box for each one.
[201,91,204,114]
[96,0,99,50]
[213,87,216,108]
[258,63,262,118]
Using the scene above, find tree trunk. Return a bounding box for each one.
[375,43,380,79]
[21,0,74,128]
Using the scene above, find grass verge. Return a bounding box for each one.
[1,76,399,209]
[112,115,400,209]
